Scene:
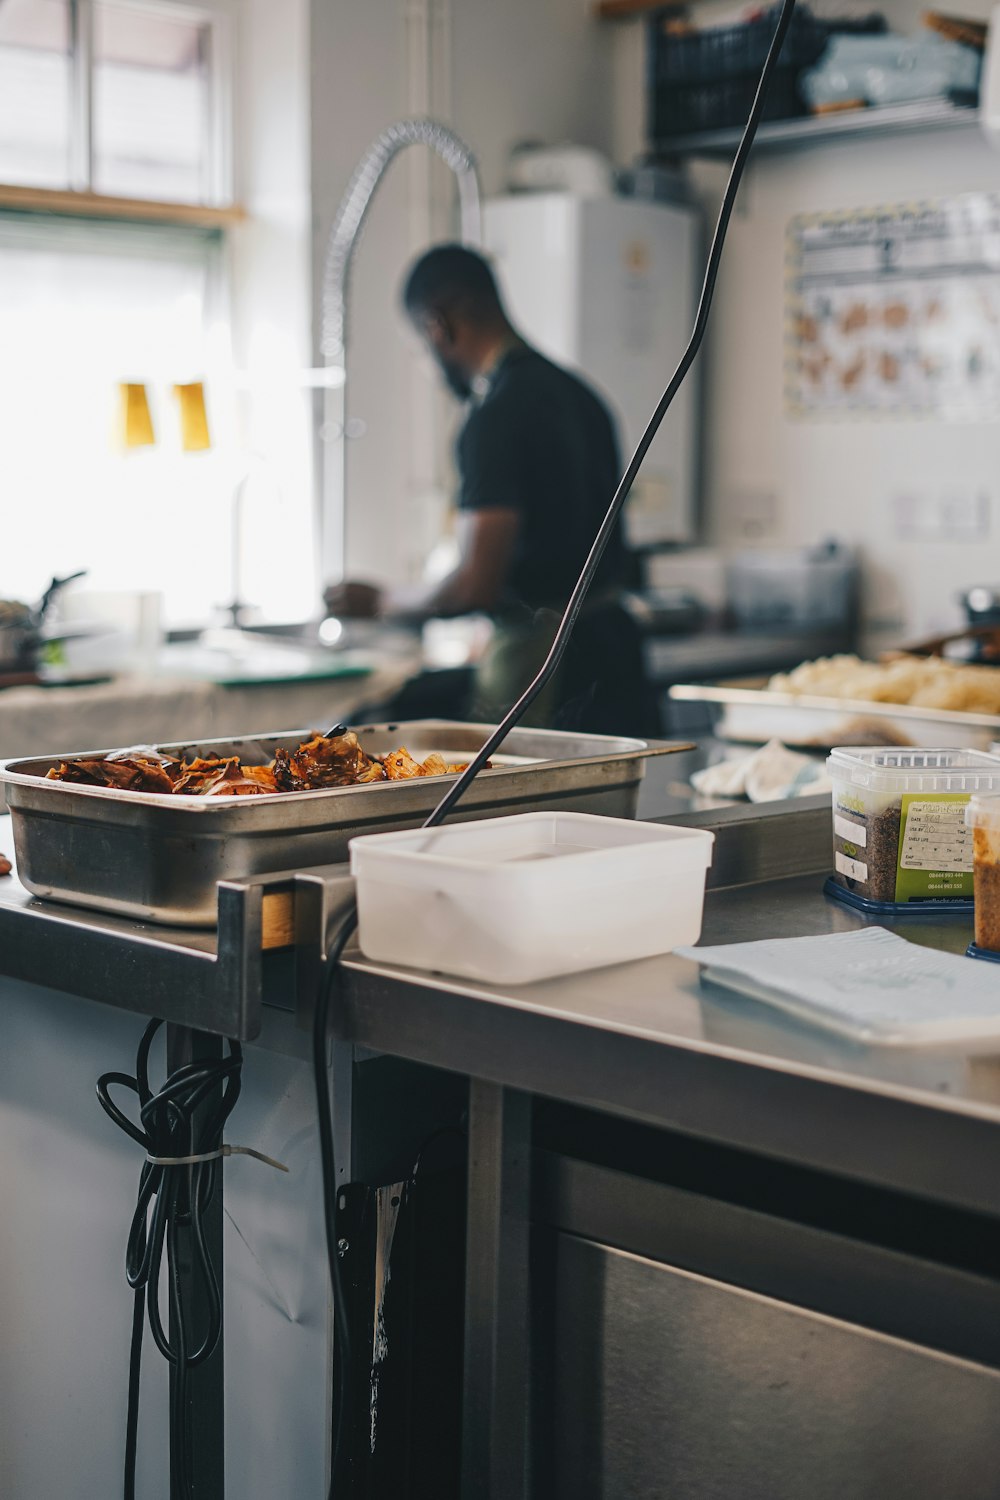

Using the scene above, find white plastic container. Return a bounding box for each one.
[350,812,715,985]
[827,747,1000,908]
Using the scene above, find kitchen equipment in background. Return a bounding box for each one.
[218,454,279,630]
[485,192,700,547]
[0,722,682,926]
[623,587,706,636]
[617,158,692,208]
[421,615,494,670]
[896,620,1000,666]
[647,3,831,140]
[982,6,1000,151]
[801,29,982,113]
[880,608,1000,669]
[726,541,857,632]
[320,119,482,583]
[0,571,88,677]
[505,143,614,197]
[0,600,37,680]
[964,586,1000,629]
[645,547,728,614]
[57,589,163,676]
[351,813,715,985]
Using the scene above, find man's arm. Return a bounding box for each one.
[325,508,520,622]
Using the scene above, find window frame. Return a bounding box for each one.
[6,0,234,208]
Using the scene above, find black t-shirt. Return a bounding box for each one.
[456,346,626,612]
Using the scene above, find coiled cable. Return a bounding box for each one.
[98,1020,243,1500]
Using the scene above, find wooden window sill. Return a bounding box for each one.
[0,183,245,228]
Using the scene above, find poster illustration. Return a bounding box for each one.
[786,195,1000,420]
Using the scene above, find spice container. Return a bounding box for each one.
[966,796,1000,952]
[827,748,1000,912]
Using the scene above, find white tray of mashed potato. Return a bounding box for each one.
[670,655,1000,750]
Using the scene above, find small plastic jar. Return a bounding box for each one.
[827,748,1000,913]
[966,795,1000,953]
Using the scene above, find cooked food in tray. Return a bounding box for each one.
[44,730,483,799]
[768,654,1000,716]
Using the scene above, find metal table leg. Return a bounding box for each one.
[165,1025,226,1500]
[462,1082,531,1498]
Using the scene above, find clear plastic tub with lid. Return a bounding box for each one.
[350,811,715,985]
[966,795,1000,954]
[827,747,1000,912]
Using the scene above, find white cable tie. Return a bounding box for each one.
[146,1144,289,1173]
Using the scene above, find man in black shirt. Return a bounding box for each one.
[325,244,653,733]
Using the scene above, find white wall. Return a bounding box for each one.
[613,0,1000,650]
[310,0,616,587]
[229,0,315,618]
[695,126,1000,651]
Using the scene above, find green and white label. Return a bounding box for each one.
[895,793,973,902]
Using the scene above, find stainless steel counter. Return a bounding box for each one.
[2,790,997,1216]
[5,783,1000,1499]
[336,869,1000,1219]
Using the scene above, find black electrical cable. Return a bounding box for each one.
[313,3,797,1491]
[98,1020,244,1500]
[426,0,799,831]
[312,914,359,1499]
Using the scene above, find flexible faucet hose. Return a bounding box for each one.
[321,117,482,363]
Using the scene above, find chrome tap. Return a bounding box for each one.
[318,118,482,585]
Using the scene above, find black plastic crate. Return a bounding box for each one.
[649,4,829,86]
[650,66,806,141]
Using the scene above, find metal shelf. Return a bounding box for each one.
[655,97,981,159]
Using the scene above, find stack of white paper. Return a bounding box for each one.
[676,927,1000,1047]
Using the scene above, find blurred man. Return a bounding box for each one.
[325,244,654,734]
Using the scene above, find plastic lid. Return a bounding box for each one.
[827,747,1000,796]
[966,794,1000,831]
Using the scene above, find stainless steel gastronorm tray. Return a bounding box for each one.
[670,683,1000,751]
[0,720,681,926]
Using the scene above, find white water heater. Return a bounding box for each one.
[484,192,701,547]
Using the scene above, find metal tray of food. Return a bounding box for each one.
[670,682,1000,751]
[0,720,682,926]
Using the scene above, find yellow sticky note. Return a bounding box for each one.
[119,383,155,448]
[173,381,211,452]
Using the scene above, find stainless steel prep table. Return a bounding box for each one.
[5,792,1000,1497]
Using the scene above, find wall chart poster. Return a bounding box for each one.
[786,195,1000,420]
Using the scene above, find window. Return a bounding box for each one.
[1,214,316,627]
[0,1,73,189]
[0,0,228,204]
[0,4,316,629]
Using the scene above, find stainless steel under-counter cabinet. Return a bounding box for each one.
[547,1236,1000,1500]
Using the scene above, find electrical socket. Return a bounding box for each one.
[893,490,991,543]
